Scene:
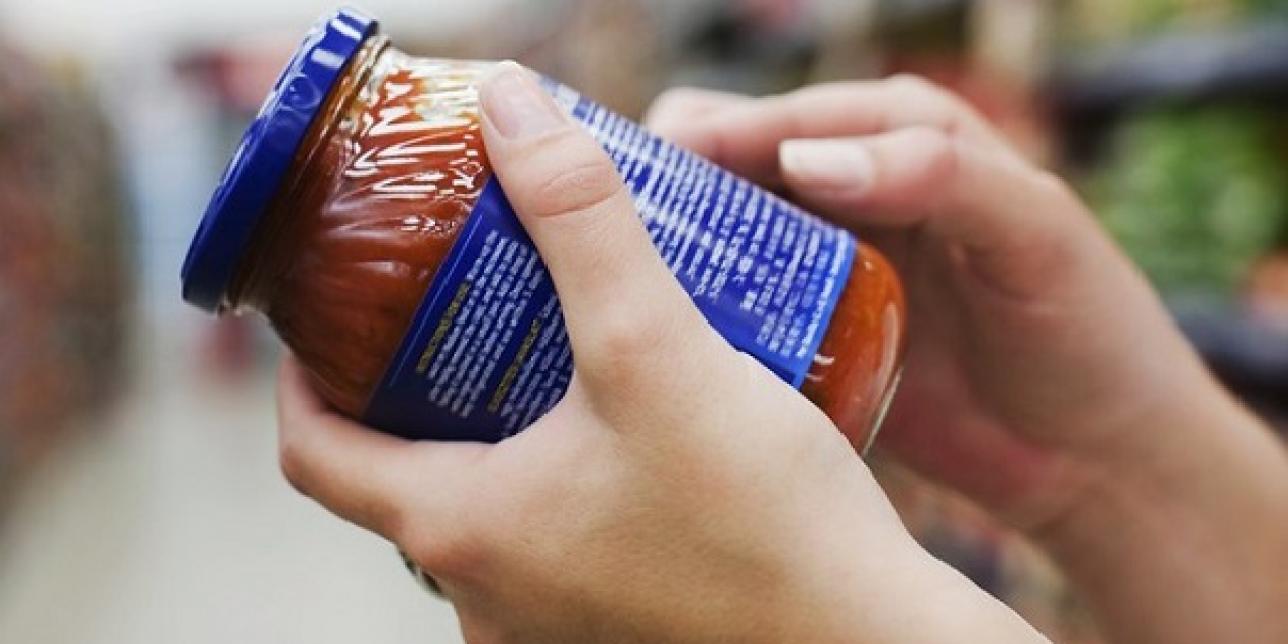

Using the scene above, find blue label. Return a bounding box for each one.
[363,83,856,443]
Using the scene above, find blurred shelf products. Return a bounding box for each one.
[1063,0,1288,45]
[1086,106,1286,293]
[1176,299,1288,416]
[1053,21,1288,119]
[1051,2,1288,415]
[0,45,132,507]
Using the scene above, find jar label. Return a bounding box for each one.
[362,82,856,442]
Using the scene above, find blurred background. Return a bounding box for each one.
[1,1,1286,642]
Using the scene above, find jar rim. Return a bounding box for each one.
[180,7,378,312]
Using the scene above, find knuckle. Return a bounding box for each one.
[891,74,961,112]
[372,498,412,544]
[1032,169,1078,203]
[458,620,506,644]
[517,140,623,219]
[905,127,961,183]
[650,86,707,115]
[1027,170,1096,242]
[539,161,621,215]
[887,73,940,98]
[788,82,839,103]
[578,302,723,400]
[585,300,673,364]
[277,438,312,495]
[404,511,488,582]
[886,74,975,131]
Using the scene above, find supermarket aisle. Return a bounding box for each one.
[0,324,464,644]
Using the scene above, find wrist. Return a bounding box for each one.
[781,537,1047,644]
[889,555,1051,644]
[1028,385,1288,643]
[1032,384,1285,554]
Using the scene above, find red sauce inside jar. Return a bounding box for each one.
[229,38,494,414]
[803,247,905,449]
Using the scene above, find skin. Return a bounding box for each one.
[645,78,1288,644]
[276,66,1288,642]
[277,63,1046,644]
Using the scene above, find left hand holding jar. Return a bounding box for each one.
[276,63,1049,644]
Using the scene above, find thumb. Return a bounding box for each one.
[477,62,709,374]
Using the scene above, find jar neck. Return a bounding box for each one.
[224,34,392,314]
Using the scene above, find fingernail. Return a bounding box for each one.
[779,139,874,195]
[480,61,567,139]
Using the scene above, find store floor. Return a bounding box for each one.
[0,321,464,644]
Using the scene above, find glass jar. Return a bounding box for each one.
[182,9,905,451]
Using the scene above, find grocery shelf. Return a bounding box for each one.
[1052,21,1288,119]
[1175,305,1288,419]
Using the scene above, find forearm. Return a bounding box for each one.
[884,557,1054,644]
[781,538,1051,644]
[1035,387,1288,644]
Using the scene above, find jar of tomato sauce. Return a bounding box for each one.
[182,9,905,452]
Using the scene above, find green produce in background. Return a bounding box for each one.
[1087,106,1287,294]
[1064,0,1288,43]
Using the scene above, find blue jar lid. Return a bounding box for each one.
[181,8,378,311]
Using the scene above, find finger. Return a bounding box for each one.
[779,130,1084,300]
[659,75,1015,187]
[478,62,710,371]
[644,87,750,136]
[276,356,484,541]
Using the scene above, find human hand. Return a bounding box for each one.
[646,78,1228,533]
[275,64,1047,644]
[646,79,1288,644]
